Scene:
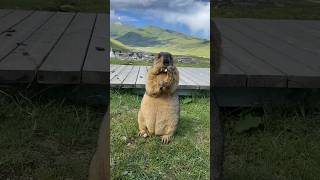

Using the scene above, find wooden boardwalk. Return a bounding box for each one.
[0,9,108,85]
[1,9,320,91]
[110,65,210,90]
[215,18,320,88]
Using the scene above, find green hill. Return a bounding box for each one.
[110,23,210,58]
[110,38,130,52]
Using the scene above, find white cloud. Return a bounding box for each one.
[111,0,210,39]
[110,9,137,24]
[147,2,210,38]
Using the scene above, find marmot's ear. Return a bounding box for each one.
[157,53,162,59]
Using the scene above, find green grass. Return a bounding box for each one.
[213,1,320,19]
[110,90,210,179]
[110,58,210,68]
[0,88,105,179]
[223,103,320,179]
[0,0,107,13]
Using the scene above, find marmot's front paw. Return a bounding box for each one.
[161,135,173,144]
[167,66,174,72]
[138,130,148,138]
[160,67,168,73]
[151,65,163,75]
[160,81,169,90]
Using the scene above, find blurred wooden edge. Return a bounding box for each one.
[88,112,110,180]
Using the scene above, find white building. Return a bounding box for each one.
[110,47,115,58]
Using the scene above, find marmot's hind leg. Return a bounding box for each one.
[138,110,148,138]
[161,134,174,144]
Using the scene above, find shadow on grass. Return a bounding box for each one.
[0,86,105,179]
[222,99,320,180]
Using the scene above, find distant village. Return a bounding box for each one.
[110,47,196,64]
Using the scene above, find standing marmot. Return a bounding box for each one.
[138,52,179,144]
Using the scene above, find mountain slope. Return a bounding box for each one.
[110,23,210,58]
[110,38,130,51]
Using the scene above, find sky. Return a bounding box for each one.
[110,0,210,40]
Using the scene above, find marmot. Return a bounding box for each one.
[138,52,179,144]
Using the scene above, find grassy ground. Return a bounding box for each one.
[222,102,320,179]
[0,0,107,13]
[0,87,105,179]
[213,0,320,19]
[110,90,210,179]
[110,58,210,68]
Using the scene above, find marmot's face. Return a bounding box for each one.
[154,52,174,68]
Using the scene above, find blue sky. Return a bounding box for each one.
[110,0,210,40]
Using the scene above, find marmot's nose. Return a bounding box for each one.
[163,59,169,65]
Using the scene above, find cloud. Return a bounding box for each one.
[111,0,158,9]
[110,9,137,24]
[111,0,210,39]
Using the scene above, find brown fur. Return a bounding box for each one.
[138,52,179,144]
[88,113,109,180]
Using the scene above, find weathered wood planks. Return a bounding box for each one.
[0,12,74,83]
[0,9,13,19]
[82,14,109,84]
[38,13,96,84]
[0,11,54,61]
[0,9,320,90]
[0,10,33,34]
[110,65,210,90]
[135,66,147,88]
[215,18,320,88]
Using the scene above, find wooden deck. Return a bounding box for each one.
[215,18,320,88]
[1,9,320,92]
[110,65,210,90]
[0,9,108,85]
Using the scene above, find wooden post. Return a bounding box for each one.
[211,19,224,180]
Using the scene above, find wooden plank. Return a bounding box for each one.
[216,19,320,88]
[236,18,320,56]
[176,67,197,90]
[110,65,133,87]
[82,13,109,84]
[178,67,209,89]
[178,68,200,90]
[179,67,210,89]
[110,65,126,80]
[0,12,74,83]
[0,9,12,19]
[110,64,119,72]
[0,10,33,33]
[109,65,209,90]
[216,56,247,87]
[183,67,210,84]
[222,37,287,87]
[122,66,140,88]
[37,13,96,84]
[225,19,320,73]
[135,66,147,88]
[0,11,54,60]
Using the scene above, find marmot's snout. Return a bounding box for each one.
[163,58,170,66]
[158,52,173,67]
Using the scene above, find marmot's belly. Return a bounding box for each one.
[141,94,179,135]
